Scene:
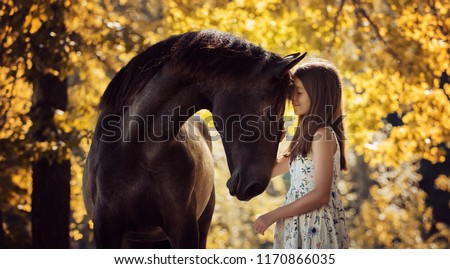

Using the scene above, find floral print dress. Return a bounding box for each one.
[274,127,349,249]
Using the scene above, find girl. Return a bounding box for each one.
[254,59,349,249]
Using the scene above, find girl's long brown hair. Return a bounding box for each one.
[286,60,347,170]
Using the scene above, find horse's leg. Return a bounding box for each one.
[152,240,172,248]
[93,209,126,248]
[198,186,215,248]
[166,211,199,248]
[124,239,172,249]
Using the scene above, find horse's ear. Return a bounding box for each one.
[276,52,307,77]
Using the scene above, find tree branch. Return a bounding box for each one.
[352,0,402,64]
[331,0,346,46]
[425,0,448,40]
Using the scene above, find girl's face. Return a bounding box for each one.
[292,77,311,116]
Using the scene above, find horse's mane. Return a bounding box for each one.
[99,30,287,113]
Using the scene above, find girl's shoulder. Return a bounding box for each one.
[313,127,335,141]
[311,127,338,155]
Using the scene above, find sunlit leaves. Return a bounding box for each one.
[1,0,449,248]
[349,161,448,248]
[0,0,146,246]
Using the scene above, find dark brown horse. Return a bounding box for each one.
[83,30,306,248]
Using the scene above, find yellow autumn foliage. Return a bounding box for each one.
[1,0,448,248]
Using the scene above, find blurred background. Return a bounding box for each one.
[0,0,449,248]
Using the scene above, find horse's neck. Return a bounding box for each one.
[127,80,210,144]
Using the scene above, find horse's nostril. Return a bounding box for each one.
[227,173,240,196]
[244,182,261,198]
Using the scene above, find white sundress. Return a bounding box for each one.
[274,127,349,249]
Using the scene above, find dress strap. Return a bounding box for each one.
[324,126,340,153]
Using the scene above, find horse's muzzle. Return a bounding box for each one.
[226,172,265,201]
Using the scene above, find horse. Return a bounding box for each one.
[83,30,306,248]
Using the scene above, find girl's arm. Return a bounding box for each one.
[254,128,335,235]
[271,155,289,178]
[271,127,289,178]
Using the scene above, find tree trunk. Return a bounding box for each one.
[32,159,70,248]
[31,73,70,248]
[0,209,5,248]
[28,0,71,249]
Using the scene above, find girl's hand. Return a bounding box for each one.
[254,212,277,235]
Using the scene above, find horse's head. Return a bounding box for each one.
[212,52,306,201]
